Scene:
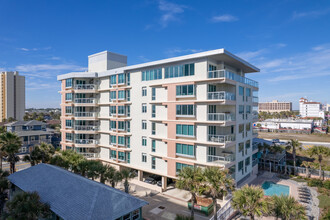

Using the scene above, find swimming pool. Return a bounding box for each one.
[262,181,290,196]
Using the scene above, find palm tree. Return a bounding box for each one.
[23,142,55,166]
[175,214,194,220]
[2,191,51,220]
[200,167,235,219]
[103,165,121,187]
[176,166,203,218]
[0,169,9,215]
[269,195,306,220]
[286,139,302,175]
[258,142,270,170]
[120,168,136,193]
[0,132,21,174]
[231,185,268,220]
[307,145,330,179]
[60,150,85,173]
[0,126,6,170]
[85,160,104,181]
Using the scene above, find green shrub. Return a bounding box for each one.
[308,179,324,187]
[324,180,330,190]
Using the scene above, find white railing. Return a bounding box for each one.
[208,134,235,143]
[74,139,98,145]
[74,125,99,131]
[79,153,100,158]
[74,84,96,90]
[207,91,236,100]
[74,98,97,104]
[74,112,97,117]
[207,154,235,164]
[208,69,259,88]
[208,113,235,121]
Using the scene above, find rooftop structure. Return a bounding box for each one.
[8,164,148,220]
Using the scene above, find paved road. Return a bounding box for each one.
[262,138,330,149]
[1,161,31,172]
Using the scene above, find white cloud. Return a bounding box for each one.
[16,64,86,72]
[165,48,203,57]
[292,8,330,19]
[18,46,52,52]
[236,49,266,60]
[158,0,186,27]
[211,14,238,22]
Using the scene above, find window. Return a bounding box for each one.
[238,161,244,171]
[142,103,147,113]
[110,150,117,159]
[110,91,116,101]
[118,74,125,84]
[66,133,72,141]
[65,120,72,128]
[239,105,244,114]
[65,79,73,88]
[245,157,251,166]
[110,75,116,85]
[65,93,72,101]
[142,68,162,81]
[165,63,194,78]
[142,120,147,130]
[152,140,156,152]
[176,105,195,116]
[131,209,140,220]
[118,90,125,100]
[176,143,194,156]
[239,142,244,153]
[126,73,130,85]
[65,106,72,114]
[142,136,147,146]
[110,121,117,130]
[126,90,130,101]
[152,122,156,135]
[246,140,251,149]
[118,152,126,161]
[110,106,116,116]
[176,124,194,137]
[246,88,251,97]
[142,153,147,162]
[118,121,125,130]
[118,106,125,115]
[176,84,195,96]
[246,105,251,114]
[152,88,156,100]
[110,135,116,144]
[127,106,130,117]
[239,124,244,133]
[142,87,147,96]
[176,163,193,173]
[151,157,156,169]
[152,105,156,118]
[239,86,244,96]
[246,123,251,131]
[118,136,125,146]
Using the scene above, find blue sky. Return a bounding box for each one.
[1,0,330,109]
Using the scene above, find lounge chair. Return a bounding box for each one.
[299,199,310,204]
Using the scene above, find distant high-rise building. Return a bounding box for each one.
[299,98,324,119]
[258,100,292,113]
[0,71,25,122]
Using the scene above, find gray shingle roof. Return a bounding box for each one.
[15,130,52,137]
[8,164,148,220]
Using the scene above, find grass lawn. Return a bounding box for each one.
[318,194,330,208]
[291,178,307,183]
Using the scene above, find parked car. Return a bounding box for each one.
[144,177,156,184]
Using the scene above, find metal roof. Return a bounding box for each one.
[5,120,46,127]
[8,164,148,220]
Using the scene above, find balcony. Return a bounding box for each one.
[79,153,100,159]
[252,143,258,151]
[74,139,98,145]
[208,134,235,143]
[208,69,259,88]
[207,91,236,101]
[252,129,258,136]
[74,98,97,104]
[74,84,96,90]
[208,113,235,122]
[74,125,99,131]
[74,112,97,117]
[252,159,258,167]
[207,154,235,164]
[253,96,258,103]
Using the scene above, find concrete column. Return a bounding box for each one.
[138,170,143,181]
[161,176,167,192]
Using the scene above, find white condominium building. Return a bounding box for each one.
[57,49,259,189]
[299,98,324,119]
[258,100,292,113]
[0,71,25,122]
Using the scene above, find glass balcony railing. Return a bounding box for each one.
[79,153,100,158]
[74,112,97,117]
[253,96,258,103]
[208,70,259,88]
[74,98,97,104]
[207,154,235,164]
[208,134,235,143]
[252,159,258,167]
[207,91,236,100]
[74,139,98,145]
[208,113,235,121]
[74,84,96,90]
[74,125,99,131]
